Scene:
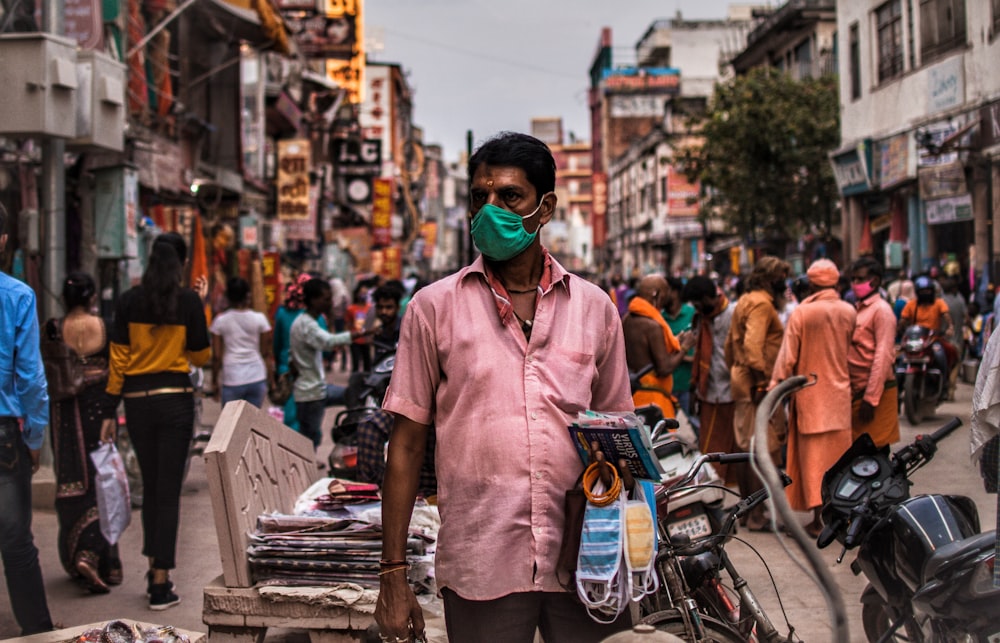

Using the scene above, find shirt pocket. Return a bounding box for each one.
[539,346,596,413]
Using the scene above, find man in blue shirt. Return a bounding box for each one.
[0,203,53,634]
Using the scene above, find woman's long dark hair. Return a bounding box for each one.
[142,232,187,322]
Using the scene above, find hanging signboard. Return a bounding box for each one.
[371,177,393,246]
[277,139,311,221]
[925,194,973,225]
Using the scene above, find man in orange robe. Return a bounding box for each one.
[725,256,789,529]
[622,275,694,419]
[770,259,857,537]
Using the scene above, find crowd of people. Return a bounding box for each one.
[1,131,998,642]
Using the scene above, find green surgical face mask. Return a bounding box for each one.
[470,195,548,261]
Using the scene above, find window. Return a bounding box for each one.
[920,0,966,60]
[877,0,904,82]
[794,38,813,80]
[849,23,861,99]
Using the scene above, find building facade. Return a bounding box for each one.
[834,0,1000,287]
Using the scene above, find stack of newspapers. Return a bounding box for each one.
[567,410,666,481]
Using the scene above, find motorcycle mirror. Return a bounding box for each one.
[816,525,837,549]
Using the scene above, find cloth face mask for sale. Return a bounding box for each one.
[576,492,627,623]
[470,194,549,261]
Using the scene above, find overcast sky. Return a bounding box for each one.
[365,0,757,161]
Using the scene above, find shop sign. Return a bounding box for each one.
[371,177,392,246]
[980,100,1000,150]
[239,215,258,250]
[918,161,967,200]
[261,251,281,320]
[877,132,914,189]
[925,194,973,225]
[918,120,963,167]
[666,165,699,217]
[359,65,392,175]
[592,172,607,247]
[830,141,872,196]
[602,67,680,95]
[277,138,311,223]
[420,221,438,259]
[927,56,963,115]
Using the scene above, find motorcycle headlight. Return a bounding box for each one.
[904,338,924,352]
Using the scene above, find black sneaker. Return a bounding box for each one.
[148,583,181,611]
[145,571,174,597]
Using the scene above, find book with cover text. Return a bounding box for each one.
[568,411,665,481]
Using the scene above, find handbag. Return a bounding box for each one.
[90,442,132,544]
[40,319,85,402]
[268,359,299,406]
[556,469,587,590]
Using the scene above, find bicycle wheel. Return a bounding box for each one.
[642,610,745,643]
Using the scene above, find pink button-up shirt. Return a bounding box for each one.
[382,254,633,600]
[848,294,897,405]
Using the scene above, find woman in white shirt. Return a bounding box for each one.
[210,277,272,408]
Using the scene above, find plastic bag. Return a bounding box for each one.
[90,442,132,544]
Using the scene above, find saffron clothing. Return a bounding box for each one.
[848,295,898,406]
[770,289,856,511]
[692,298,736,481]
[900,298,950,333]
[107,286,212,397]
[383,253,632,602]
[849,294,900,448]
[725,290,784,403]
[699,401,736,484]
[851,386,899,447]
[624,296,682,418]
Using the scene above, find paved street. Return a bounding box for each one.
[0,375,994,642]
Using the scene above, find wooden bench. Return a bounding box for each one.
[202,401,375,643]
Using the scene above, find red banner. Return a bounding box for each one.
[667,166,700,217]
[371,178,393,246]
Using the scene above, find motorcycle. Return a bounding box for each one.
[629,364,727,553]
[328,340,397,473]
[818,418,1000,642]
[895,325,951,425]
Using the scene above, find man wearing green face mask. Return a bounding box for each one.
[376,132,634,642]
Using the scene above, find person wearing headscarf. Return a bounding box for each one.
[770,259,857,537]
[272,273,312,431]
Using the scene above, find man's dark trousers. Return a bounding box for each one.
[0,418,53,635]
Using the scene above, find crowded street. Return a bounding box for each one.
[2,0,1000,641]
[0,373,993,642]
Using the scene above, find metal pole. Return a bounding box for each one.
[41,0,65,321]
[466,129,474,266]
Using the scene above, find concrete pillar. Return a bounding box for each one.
[908,194,925,275]
[972,162,990,280]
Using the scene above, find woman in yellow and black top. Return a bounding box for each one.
[105,232,210,610]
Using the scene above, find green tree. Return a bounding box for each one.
[682,67,840,246]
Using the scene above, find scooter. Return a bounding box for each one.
[818,418,1000,642]
[895,325,950,425]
